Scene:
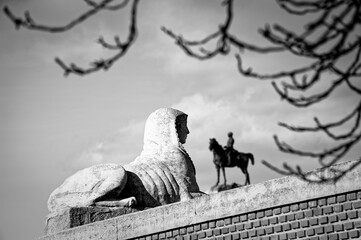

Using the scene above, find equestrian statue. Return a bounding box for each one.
[209,134,254,187]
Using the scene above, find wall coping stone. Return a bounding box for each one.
[39,160,361,240]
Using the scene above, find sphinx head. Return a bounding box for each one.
[143,108,189,151]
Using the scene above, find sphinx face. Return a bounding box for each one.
[176,116,190,144]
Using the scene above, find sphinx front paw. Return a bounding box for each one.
[94,196,137,207]
[127,197,137,207]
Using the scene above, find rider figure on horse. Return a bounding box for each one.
[225,132,234,166]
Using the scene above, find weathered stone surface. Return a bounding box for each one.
[45,206,143,235]
[208,182,242,193]
[45,108,203,234]
[48,163,127,213]
[121,108,201,207]
[47,108,201,214]
[39,160,361,240]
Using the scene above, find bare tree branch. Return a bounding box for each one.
[4,0,361,181]
[164,0,361,182]
[4,0,120,32]
[83,0,130,10]
[161,0,285,61]
[54,0,138,76]
[279,100,361,140]
[262,157,361,183]
[4,0,139,76]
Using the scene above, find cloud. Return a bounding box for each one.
[66,90,294,189]
[171,92,285,188]
[70,119,145,170]
[171,91,361,188]
[65,89,359,191]
[173,92,281,143]
[67,91,277,189]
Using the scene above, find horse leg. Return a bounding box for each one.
[239,154,251,185]
[222,167,227,186]
[244,171,250,185]
[214,167,220,186]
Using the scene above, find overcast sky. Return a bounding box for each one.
[0,1,359,240]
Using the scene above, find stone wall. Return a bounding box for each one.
[39,160,361,240]
[133,190,361,240]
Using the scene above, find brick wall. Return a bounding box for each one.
[132,190,361,240]
[39,160,361,240]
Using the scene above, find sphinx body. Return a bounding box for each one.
[48,108,200,214]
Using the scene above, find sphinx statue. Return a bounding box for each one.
[47,108,201,214]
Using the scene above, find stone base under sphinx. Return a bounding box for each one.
[44,206,147,235]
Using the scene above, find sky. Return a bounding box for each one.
[0,1,360,240]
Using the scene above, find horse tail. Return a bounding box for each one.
[248,153,254,165]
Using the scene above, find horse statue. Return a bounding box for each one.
[209,138,254,187]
